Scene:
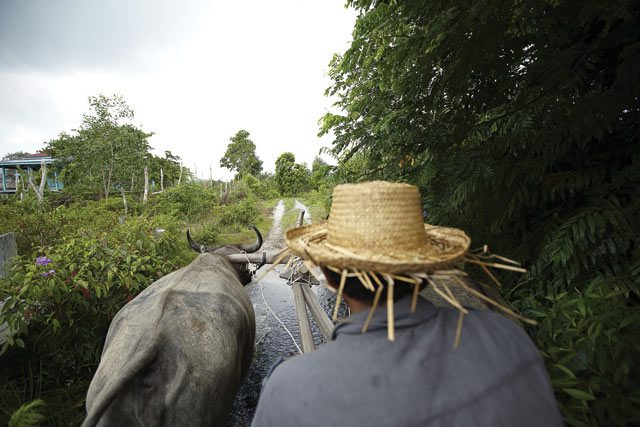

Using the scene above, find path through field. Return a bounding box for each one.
[227,200,339,427]
[227,199,490,426]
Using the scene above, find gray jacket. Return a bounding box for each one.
[251,296,563,427]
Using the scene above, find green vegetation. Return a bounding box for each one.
[219,130,264,179]
[0,177,280,424]
[46,95,184,200]
[322,1,639,425]
[0,95,308,425]
[3,1,637,424]
[274,152,311,196]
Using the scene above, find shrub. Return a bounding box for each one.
[0,197,120,254]
[0,215,183,425]
[147,183,219,221]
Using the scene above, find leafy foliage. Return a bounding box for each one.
[275,152,310,196]
[147,150,185,190]
[309,156,334,191]
[0,196,120,254]
[1,151,33,161]
[219,130,264,179]
[323,0,640,424]
[147,182,219,221]
[8,399,46,427]
[45,94,183,199]
[47,94,153,199]
[0,214,183,425]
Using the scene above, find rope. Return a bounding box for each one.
[244,251,302,355]
[259,278,303,354]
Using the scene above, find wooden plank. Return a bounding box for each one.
[291,282,315,353]
[300,282,334,342]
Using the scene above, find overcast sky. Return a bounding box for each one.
[0,0,356,180]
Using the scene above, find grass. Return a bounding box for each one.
[299,191,330,222]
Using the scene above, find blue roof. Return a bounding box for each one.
[0,156,54,167]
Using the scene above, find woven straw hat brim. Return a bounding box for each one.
[286,221,471,274]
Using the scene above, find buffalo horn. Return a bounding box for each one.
[186,226,263,254]
[236,225,263,253]
[187,228,219,253]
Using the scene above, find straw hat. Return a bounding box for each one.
[286,181,471,274]
[279,181,533,343]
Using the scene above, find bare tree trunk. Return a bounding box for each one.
[101,169,110,200]
[105,165,113,199]
[27,169,33,195]
[27,163,45,202]
[38,160,46,197]
[27,177,41,202]
[15,173,22,200]
[160,168,164,192]
[143,166,149,204]
[120,187,128,216]
[177,164,183,186]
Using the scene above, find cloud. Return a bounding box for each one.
[0,0,355,180]
[0,0,210,72]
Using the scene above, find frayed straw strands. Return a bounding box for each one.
[277,181,537,344]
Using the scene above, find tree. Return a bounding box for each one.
[323,1,640,425]
[219,130,263,179]
[309,156,334,190]
[148,150,184,191]
[275,152,310,196]
[47,94,152,199]
[1,151,32,161]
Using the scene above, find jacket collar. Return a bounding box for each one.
[332,296,439,338]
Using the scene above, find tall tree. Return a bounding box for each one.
[275,152,310,196]
[219,130,263,179]
[148,150,184,190]
[323,1,640,425]
[47,94,152,199]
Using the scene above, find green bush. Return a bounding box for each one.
[0,215,183,425]
[0,197,120,254]
[216,197,259,227]
[241,174,279,200]
[512,278,640,426]
[147,182,219,221]
[322,1,640,424]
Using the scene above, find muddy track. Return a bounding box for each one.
[260,199,311,252]
[260,200,285,252]
[228,199,336,427]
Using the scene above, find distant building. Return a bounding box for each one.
[0,153,63,194]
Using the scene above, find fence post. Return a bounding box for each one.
[0,232,17,278]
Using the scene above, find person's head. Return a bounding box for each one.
[285,181,534,341]
[284,181,472,338]
[320,267,424,305]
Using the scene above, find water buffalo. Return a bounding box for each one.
[82,226,263,427]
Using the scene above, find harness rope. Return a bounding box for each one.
[241,251,303,355]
